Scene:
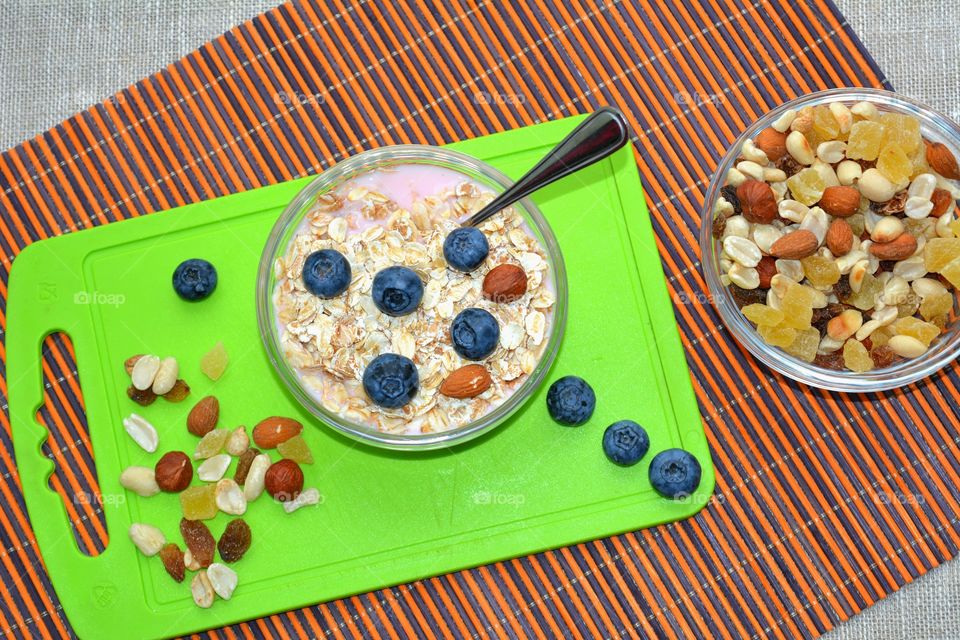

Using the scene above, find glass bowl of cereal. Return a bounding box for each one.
[257,145,567,449]
[701,88,960,391]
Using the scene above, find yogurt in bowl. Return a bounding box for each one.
[257,145,567,450]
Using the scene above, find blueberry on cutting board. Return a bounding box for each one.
[602,420,649,466]
[546,376,595,426]
[649,449,701,499]
[172,258,218,301]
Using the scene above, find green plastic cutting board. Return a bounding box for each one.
[8,115,714,639]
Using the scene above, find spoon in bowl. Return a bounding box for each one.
[463,106,630,227]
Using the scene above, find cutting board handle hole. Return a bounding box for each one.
[34,332,108,557]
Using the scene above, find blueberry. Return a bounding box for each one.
[172,258,218,301]
[303,249,351,298]
[450,308,500,360]
[602,420,650,466]
[649,449,702,499]
[443,227,489,272]
[362,353,419,408]
[371,266,423,316]
[546,376,595,426]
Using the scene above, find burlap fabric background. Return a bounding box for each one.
[1,1,958,638]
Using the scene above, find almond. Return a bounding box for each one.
[930,188,954,218]
[756,256,776,289]
[769,229,818,259]
[187,396,219,437]
[869,233,918,261]
[482,264,527,302]
[439,364,493,399]
[753,127,787,162]
[818,185,861,217]
[736,179,777,224]
[825,219,853,256]
[926,141,960,180]
[252,417,303,449]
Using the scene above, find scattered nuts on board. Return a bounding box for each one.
[129,523,166,556]
[197,454,231,482]
[206,563,238,600]
[264,459,303,502]
[214,479,247,516]
[252,417,303,449]
[152,357,179,395]
[242,454,271,502]
[224,426,250,456]
[119,466,161,497]
[131,355,161,390]
[191,571,215,609]
[283,487,321,514]
[155,452,193,492]
[715,100,960,371]
[187,396,219,436]
[233,448,260,485]
[123,413,159,453]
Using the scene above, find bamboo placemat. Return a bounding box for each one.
[3,1,958,638]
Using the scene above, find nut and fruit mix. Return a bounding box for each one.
[273,163,556,435]
[712,100,960,371]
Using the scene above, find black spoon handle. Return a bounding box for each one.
[465,106,630,227]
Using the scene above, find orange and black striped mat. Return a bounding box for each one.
[2,0,957,638]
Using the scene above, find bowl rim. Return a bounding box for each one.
[257,144,568,449]
[700,87,960,392]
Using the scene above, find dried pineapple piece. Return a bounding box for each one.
[940,257,960,289]
[847,273,883,311]
[847,121,884,161]
[801,255,841,288]
[742,303,785,327]
[200,342,229,381]
[786,168,827,206]
[842,339,874,372]
[879,112,922,154]
[758,323,798,348]
[812,105,840,142]
[780,284,816,329]
[876,143,913,185]
[783,327,820,362]
[893,317,940,346]
[924,238,960,272]
[180,485,217,520]
[919,292,953,321]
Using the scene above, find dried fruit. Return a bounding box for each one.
[234,448,260,485]
[439,364,493,399]
[215,478,247,516]
[197,454,231,482]
[264,459,304,502]
[152,357,179,395]
[482,264,528,302]
[920,292,953,321]
[780,284,817,329]
[876,143,912,184]
[741,303,784,327]
[770,230,818,259]
[783,327,820,362]
[119,466,160,497]
[801,255,841,288]
[880,113,921,154]
[893,317,940,346]
[191,571,215,609]
[819,186,860,217]
[225,426,250,456]
[200,342,229,381]
[736,179,777,223]
[924,238,960,272]
[277,434,314,464]
[187,396,220,437]
[194,428,230,459]
[842,339,873,372]
[207,563,238,600]
[127,384,157,407]
[869,234,917,261]
[217,519,252,563]
[122,413,159,453]
[159,543,185,583]
[155,451,193,492]
[786,168,826,206]
[252,417,303,449]
[756,256,776,288]
[926,141,960,180]
[825,219,854,256]
[180,518,215,568]
[847,120,883,161]
[871,344,897,368]
[180,484,218,520]
[757,323,797,348]
[283,487,321,514]
[131,355,160,391]
[129,523,165,556]
[124,354,144,375]
[163,379,191,402]
[243,454,271,501]
[754,127,788,161]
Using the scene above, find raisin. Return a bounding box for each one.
[180,519,215,569]
[855,158,877,171]
[811,304,846,333]
[712,213,726,239]
[163,379,191,402]
[127,385,157,407]
[234,448,260,485]
[878,260,898,273]
[834,276,853,304]
[159,543,185,582]
[721,185,741,214]
[776,154,804,177]
[871,190,908,215]
[871,344,897,368]
[813,350,845,370]
[217,519,252,563]
[730,285,767,308]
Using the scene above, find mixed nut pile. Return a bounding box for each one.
[121,346,319,609]
[713,99,960,371]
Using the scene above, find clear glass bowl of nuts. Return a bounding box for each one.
[701,88,960,391]
[257,145,568,449]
